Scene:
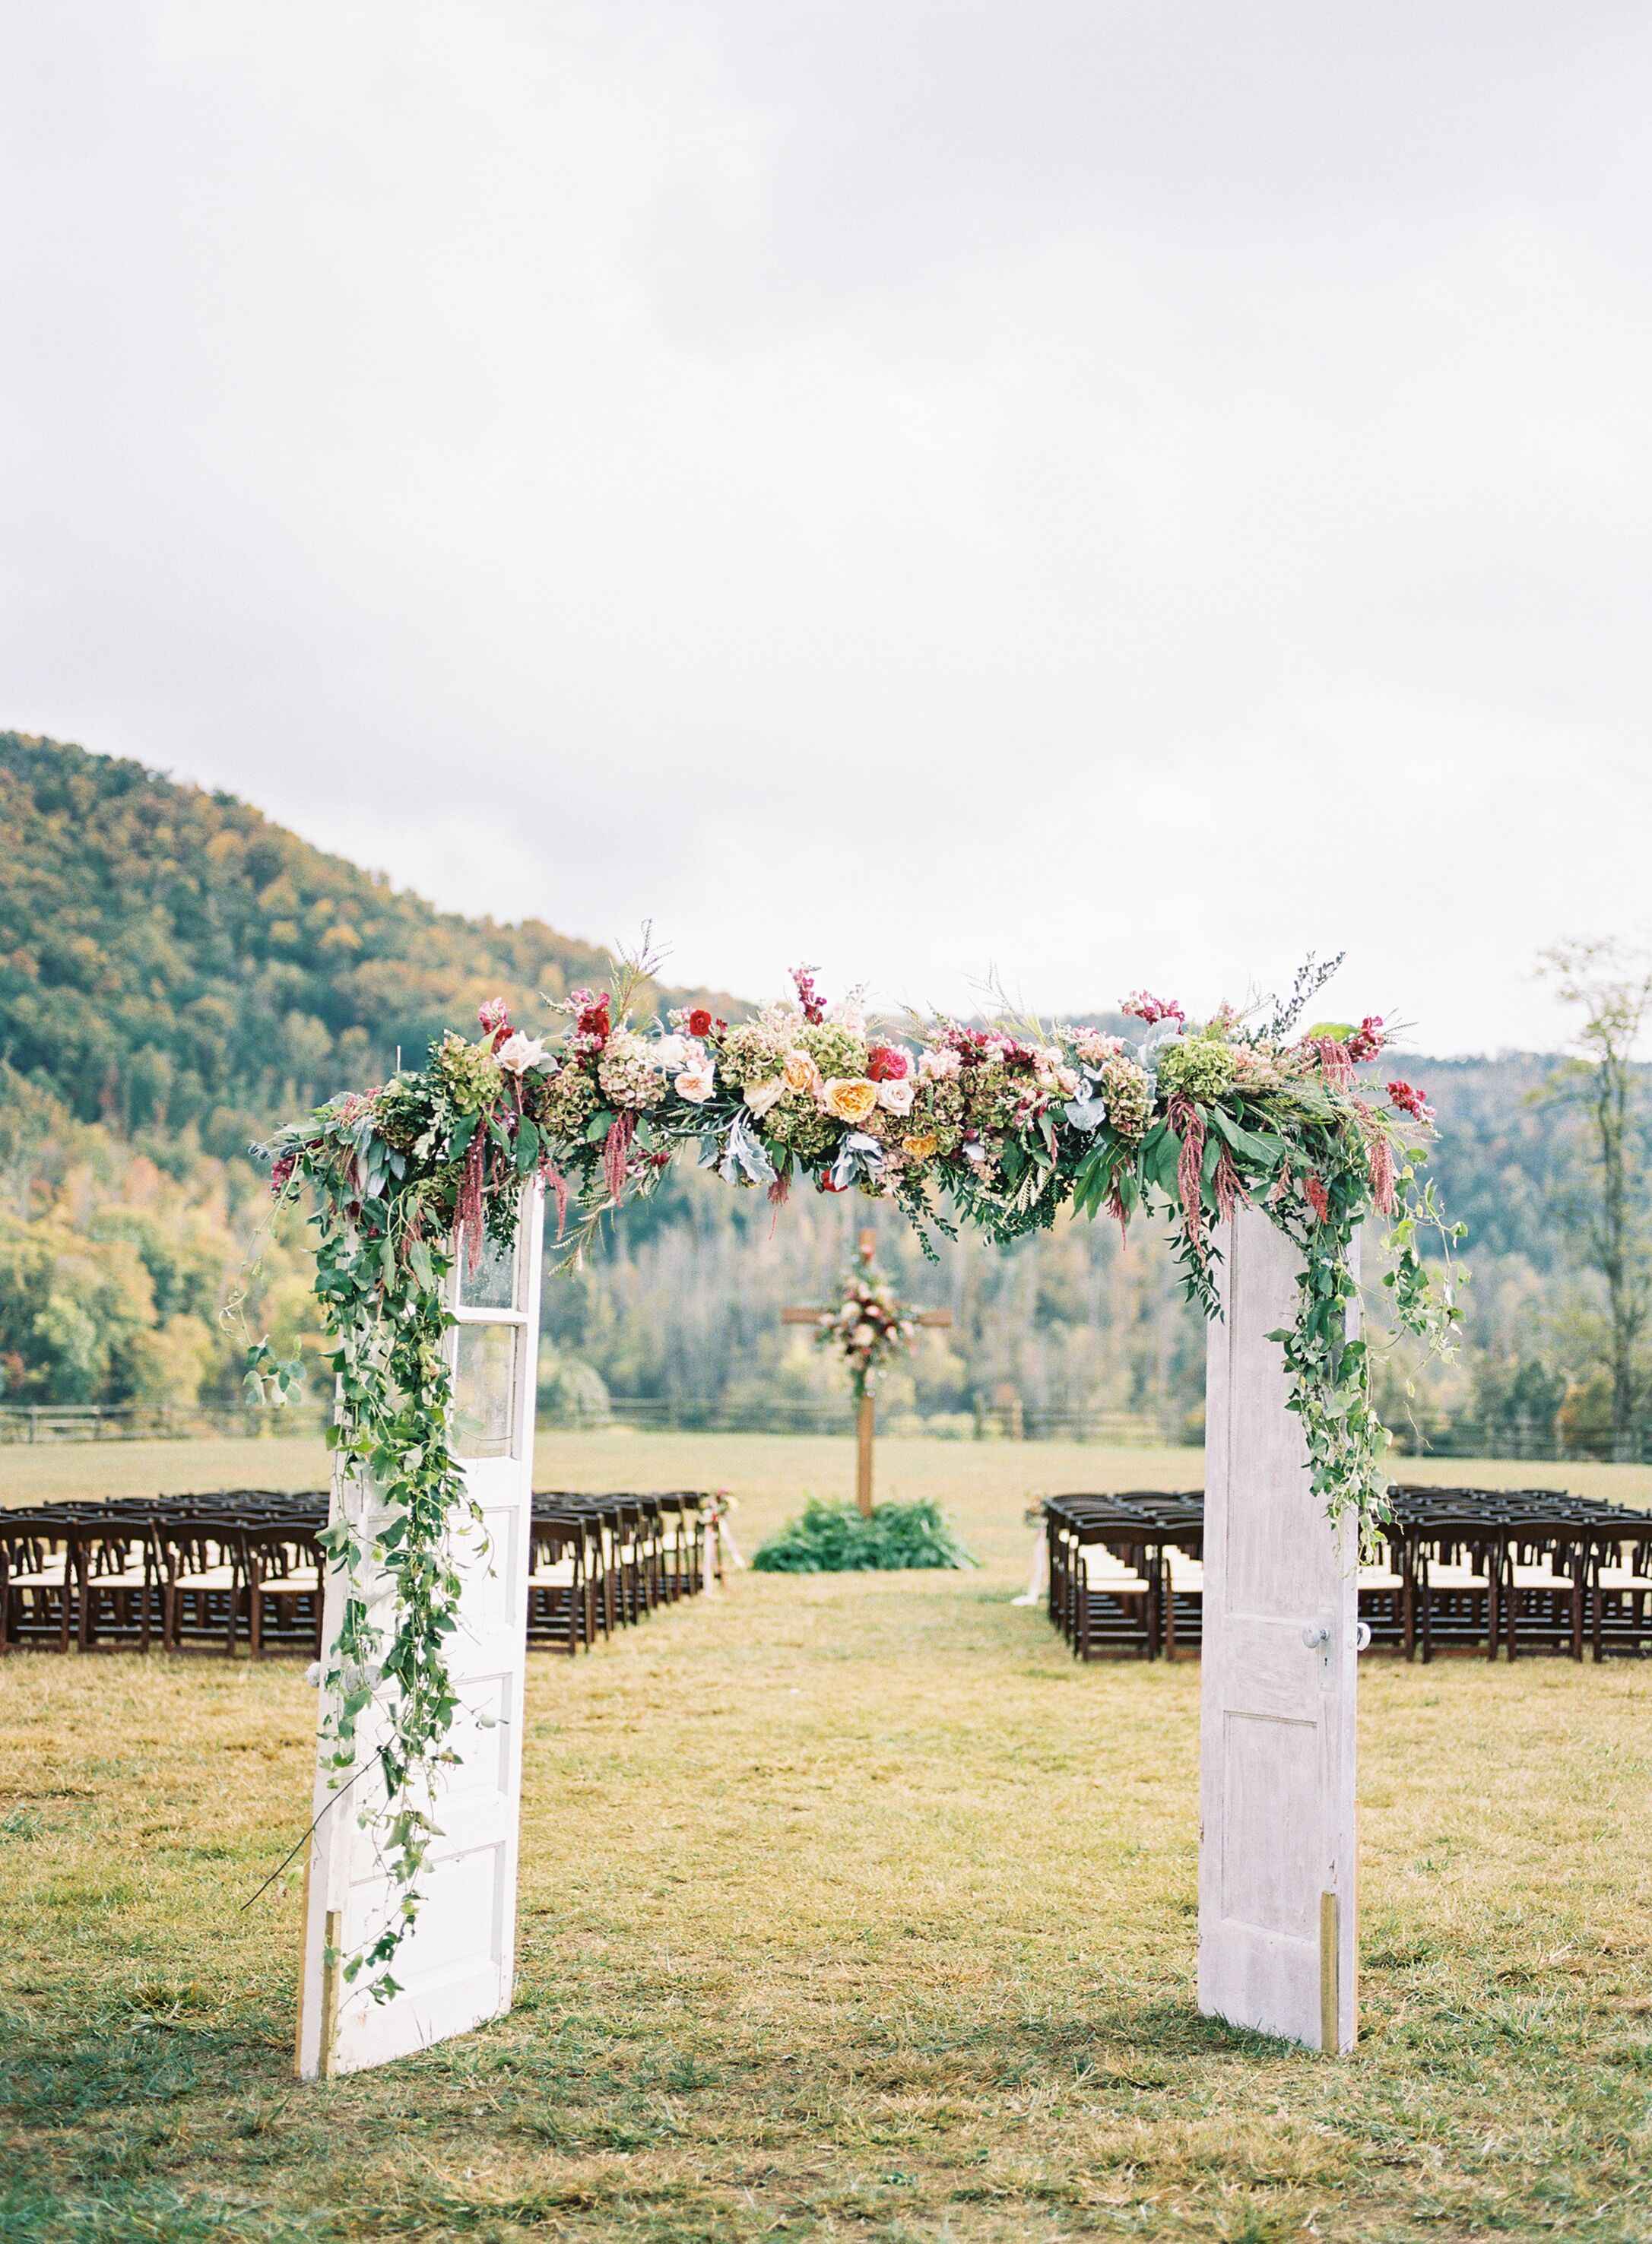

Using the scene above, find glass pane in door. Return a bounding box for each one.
[458,1227,518,1312]
[453,1323,518,1458]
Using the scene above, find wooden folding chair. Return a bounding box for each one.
[1,1513,77,1651]
[525,1520,586,1654]
[158,1519,246,1655]
[73,1518,162,1652]
[1503,1519,1587,1662]
[244,1523,325,1658]
[1070,1520,1155,1660]
[1357,1542,1407,1652]
[1591,1526,1652,1659]
[1161,1540,1204,1659]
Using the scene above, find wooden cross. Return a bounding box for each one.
[782,1228,953,1516]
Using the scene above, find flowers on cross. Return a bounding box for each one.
[813,1254,919,1399]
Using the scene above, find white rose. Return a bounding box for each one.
[674,1062,716,1105]
[496,1032,552,1075]
[652,1034,690,1070]
[744,1076,785,1117]
[877,1077,915,1116]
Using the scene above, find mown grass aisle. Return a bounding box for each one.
[3,1435,1651,2239]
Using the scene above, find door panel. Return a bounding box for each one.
[297,1184,544,2078]
[1197,1208,1359,2053]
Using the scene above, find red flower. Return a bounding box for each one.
[477,997,512,1044]
[818,1170,847,1193]
[791,965,826,1025]
[1386,1079,1433,1123]
[688,1007,713,1038]
[1304,1173,1330,1223]
[577,997,611,1041]
[270,1151,296,1196]
[1347,1014,1386,1062]
[1121,990,1185,1027]
[867,1044,910,1082]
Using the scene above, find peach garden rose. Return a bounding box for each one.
[822,1077,880,1126]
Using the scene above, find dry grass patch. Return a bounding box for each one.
[2,1436,1650,2241]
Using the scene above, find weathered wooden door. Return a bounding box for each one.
[1198,1207,1359,2053]
[296,1183,544,2078]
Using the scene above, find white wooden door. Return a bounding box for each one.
[1198,1207,1359,2053]
[296,1182,544,2078]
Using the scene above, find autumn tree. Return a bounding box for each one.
[1538,938,1652,1460]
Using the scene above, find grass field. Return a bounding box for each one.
[4,1434,1652,2242]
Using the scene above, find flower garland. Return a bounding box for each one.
[256,959,1459,1998]
[813,1253,918,1401]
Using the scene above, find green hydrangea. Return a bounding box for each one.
[373,1077,433,1155]
[798,1022,869,1079]
[433,1032,503,1114]
[597,1032,666,1111]
[914,1079,965,1155]
[766,1094,838,1164]
[961,1063,1025,1135]
[718,1018,790,1087]
[1099,1057,1153,1138]
[526,1064,600,1139]
[1156,1038,1238,1101]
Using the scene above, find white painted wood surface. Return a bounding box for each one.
[296,1183,545,2078]
[1198,1208,1359,2053]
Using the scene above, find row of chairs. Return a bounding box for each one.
[1042,1486,1652,1663]
[1381,1485,1652,1662]
[527,1491,718,1653]
[2,1488,722,1659]
[1042,1493,1206,1662]
[0,1507,326,1656]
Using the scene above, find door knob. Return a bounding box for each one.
[1302,1616,1334,1686]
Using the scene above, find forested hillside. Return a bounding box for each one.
[0,734,1642,1455]
[0,733,730,1156]
[0,732,729,1413]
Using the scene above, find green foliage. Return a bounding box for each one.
[753,1495,975,1571]
[266,1016,550,2001]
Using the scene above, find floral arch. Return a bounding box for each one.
[258,959,1456,2060]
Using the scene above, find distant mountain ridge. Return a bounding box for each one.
[0,731,733,1157]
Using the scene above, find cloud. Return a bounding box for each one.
[2,1,1647,1051]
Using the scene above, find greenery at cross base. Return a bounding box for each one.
[3,1433,1650,2244]
[751,1494,977,1572]
[2,727,1650,1464]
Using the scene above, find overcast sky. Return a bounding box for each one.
[2,4,1647,1053]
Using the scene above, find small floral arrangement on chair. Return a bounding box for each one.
[813,1250,918,1400]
